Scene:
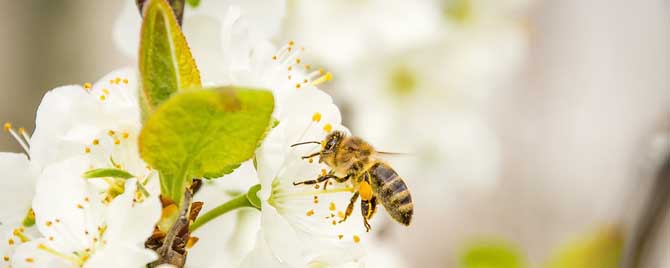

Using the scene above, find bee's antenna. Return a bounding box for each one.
[290,141,321,147]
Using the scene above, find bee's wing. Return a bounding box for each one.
[375,151,412,160]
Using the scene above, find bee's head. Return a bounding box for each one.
[322,131,345,153]
[318,131,345,167]
[290,131,347,167]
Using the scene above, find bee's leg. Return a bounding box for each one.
[339,192,359,223]
[323,174,351,190]
[361,196,378,232]
[292,174,338,186]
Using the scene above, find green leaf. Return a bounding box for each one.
[82,168,135,179]
[459,239,525,268]
[139,87,274,204]
[246,184,262,209]
[139,0,201,118]
[186,0,201,7]
[547,226,623,268]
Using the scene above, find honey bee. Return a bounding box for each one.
[291,131,413,232]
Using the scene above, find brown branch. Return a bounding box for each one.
[623,153,670,268]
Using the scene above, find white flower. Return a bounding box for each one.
[282,0,443,70]
[187,162,261,268]
[114,0,285,85]
[224,41,367,267]
[0,152,37,267]
[10,156,160,268]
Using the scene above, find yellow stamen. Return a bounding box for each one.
[108,130,115,136]
[92,139,99,145]
[114,139,120,145]
[12,229,29,243]
[296,58,301,64]
[3,122,11,132]
[122,78,129,84]
[329,202,336,211]
[122,132,129,139]
[331,220,337,225]
[84,147,91,153]
[3,255,9,261]
[99,95,106,101]
[295,83,301,89]
[288,40,295,46]
[311,72,333,86]
[25,258,34,263]
[323,124,332,133]
[338,234,343,240]
[321,169,327,176]
[306,209,315,216]
[353,235,360,243]
[83,82,92,89]
[38,243,81,264]
[312,112,322,122]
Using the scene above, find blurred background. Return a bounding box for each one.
[0,0,668,267]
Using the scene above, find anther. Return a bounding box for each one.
[306,209,315,216]
[329,202,336,211]
[83,83,92,89]
[288,40,295,46]
[108,130,115,136]
[338,234,343,240]
[296,58,301,64]
[92,139,99,145]
[295,83,301,89]
[122,132,129,139]
[122,78,129,84]
[85,147,91,153]
[99,95,106,101]
[311,72,333,86]
[323,124,333,133]
[312,112,322,122]
[353,235,360,243]
[114,139,121,145]
[102,89,109,95]
[3,122,11,132]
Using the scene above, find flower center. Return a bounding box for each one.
[272,41,333,88]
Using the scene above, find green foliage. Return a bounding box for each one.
[139,87,274,204]
[547,226,623,268]
[186,0,201,7]
[82,168,135,179]
[139,0,201,119]
[459,239,526,268]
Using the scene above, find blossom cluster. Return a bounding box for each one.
[0,0,384,267]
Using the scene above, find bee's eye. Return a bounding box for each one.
[325,140,335,150]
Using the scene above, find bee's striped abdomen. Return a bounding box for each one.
[370,162,413,225]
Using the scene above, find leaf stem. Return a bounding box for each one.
[189,192,257,232]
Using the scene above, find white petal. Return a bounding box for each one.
[113,0,141,59]
[260,202,305,267]
[32,156,103,253]
[85,243,157,268]
[11,239,69,268]
[240,231,295,268]
[104,179,161,246]
[0,153,33,224]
